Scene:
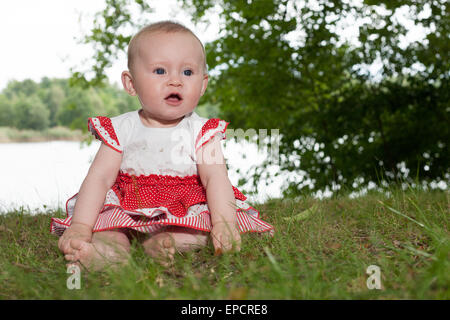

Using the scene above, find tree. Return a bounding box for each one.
[57,87,106,130]
[0,78,140,132]
[70,0,450,195]
[43,84,66,127]
[3,79,39,99]
[14,96,50,130]
[0,95,15,127]
[70,0,151,88]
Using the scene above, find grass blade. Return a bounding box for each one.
[282,204,318,222]
[377,200,427,229]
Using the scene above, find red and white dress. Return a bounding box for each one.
[50,110,274,236]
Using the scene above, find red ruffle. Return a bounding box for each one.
[195,118,228,151]
[196,119,220,144]
[97,117,119,142]
[88,116,122,153]
[111,172,246,218]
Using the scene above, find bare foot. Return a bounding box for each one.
[143,233,177,267]
[66,238,129,272]
[143,227,209,266]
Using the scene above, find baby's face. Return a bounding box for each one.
[130,31,208,123]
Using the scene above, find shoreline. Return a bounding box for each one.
[0,126,85,143]
[0,137,85,143]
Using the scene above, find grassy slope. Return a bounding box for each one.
[0,188,448,299]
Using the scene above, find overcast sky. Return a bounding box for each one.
[0,0,220,90]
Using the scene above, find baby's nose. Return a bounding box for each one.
[168,75,182,86]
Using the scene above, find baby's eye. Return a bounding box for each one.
[183,69,193,76]
[154,68,166,75]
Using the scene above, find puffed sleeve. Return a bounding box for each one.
[194,118,229,152]
[87,116,123,153]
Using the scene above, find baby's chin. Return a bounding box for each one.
[161,111,191,121]
[163,108,196,120]
[149,113,189,127]
[140,105,196,125]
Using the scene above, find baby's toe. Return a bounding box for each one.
[160,239,176,266]
[162,237,174,250]
[144,234,176,266]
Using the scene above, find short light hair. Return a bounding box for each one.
[127,20,207,74]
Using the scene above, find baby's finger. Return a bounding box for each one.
[213,233,225,255]
[61,245,77,257]
[220,235,234,253]
[59,239,72,254]
[211,232,221,249]
[223,235,240,253]
[64,253,77,262]
[212,237,221,254]
[70,238,86,251]
[234,234,242,251]
[58,236,67,252]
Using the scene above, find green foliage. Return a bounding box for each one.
[70,0,151,88]
[0,78,140,132]
[196,102,221,118]
[41,81,66,127]
[0,95,15,126]
[14,96,50,130]
[70,0,449,194]
[185,0,450,194]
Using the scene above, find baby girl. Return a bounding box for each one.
[50,21,274,270]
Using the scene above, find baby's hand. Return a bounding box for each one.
[58,222,92,256]
[211,221,241,255]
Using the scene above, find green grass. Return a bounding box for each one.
[0,187,448,299]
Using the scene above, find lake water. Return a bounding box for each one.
[0,140,288,213]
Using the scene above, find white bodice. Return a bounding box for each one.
[111,110,208,177]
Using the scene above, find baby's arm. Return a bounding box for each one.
[58,143,122,254]
[197,137,241,254]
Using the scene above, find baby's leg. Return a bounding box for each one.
[142,227,209,265]
[66,229,131,271]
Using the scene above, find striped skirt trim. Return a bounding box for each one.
[50,206,275,237]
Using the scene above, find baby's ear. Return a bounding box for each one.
[200,73,209,96]
[121,71,137,96]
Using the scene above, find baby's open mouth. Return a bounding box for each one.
[165,93,182,101]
